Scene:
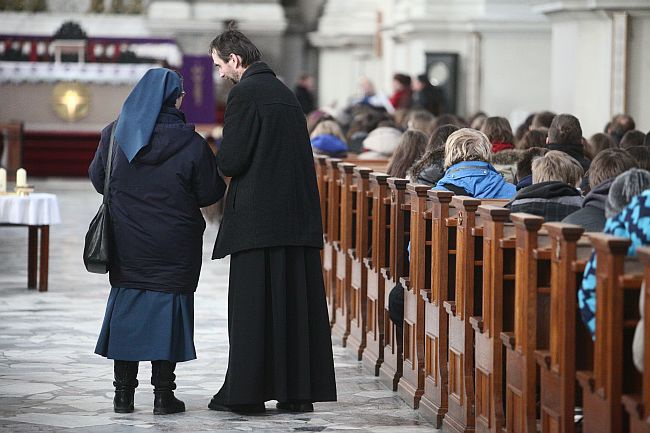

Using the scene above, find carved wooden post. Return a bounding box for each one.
[443,196,481,433]
[397,184,430,408]
[362,173,390,376]
[348,166,373,360]
[332,162,356,346]
[379,177,409,391]
[419,190,454,427]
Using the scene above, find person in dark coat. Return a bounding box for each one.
[408,124,459,186]
[412,73,444,115]
[294,73,316,115]
[545,113,591,171]
[208,29,337,414]
[562,148,635,231]
[508,150,583,222]
[89,68,226,415]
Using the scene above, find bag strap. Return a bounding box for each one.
[103,123,116,205]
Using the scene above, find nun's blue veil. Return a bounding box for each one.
[114,68,183,162]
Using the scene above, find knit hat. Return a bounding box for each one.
[362,127,403,157]
[606,168,650,218]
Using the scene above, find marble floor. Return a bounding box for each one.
[0,179,439,432]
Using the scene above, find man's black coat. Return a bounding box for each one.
[212,62,324,259]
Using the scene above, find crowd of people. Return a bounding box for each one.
[302,76,650,373]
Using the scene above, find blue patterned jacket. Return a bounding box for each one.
[578,189,650,337]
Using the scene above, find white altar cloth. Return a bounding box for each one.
[0,193,61,225]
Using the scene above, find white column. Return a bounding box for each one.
[534,1,650,135]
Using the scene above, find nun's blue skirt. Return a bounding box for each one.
[95,287,196,362]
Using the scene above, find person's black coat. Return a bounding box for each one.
[213,62,324,259]
[294,84,315,114]
[89,107,226,294]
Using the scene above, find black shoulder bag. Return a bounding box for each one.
[83,124,116,274]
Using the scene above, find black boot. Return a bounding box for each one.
[151,360,185,415]
[113,360,139,413]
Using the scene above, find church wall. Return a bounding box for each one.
[480,30,551,119]
[549,16,612,136]
[628,15,650,133]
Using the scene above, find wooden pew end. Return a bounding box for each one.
[469,316,484,333]
[500,331,515,350]
[576,370,596,393]
[534,349,551,369]
[443,301,456,316]
[621,394,644,419]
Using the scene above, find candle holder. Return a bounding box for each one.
[15,185,34,196]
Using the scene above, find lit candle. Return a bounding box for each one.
[0,168,6,193]
[16,168,27,187]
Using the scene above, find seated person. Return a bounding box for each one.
[562,148,634,232]
[359,126,403,160]
[513,147,548,190]
[310,119,348,158]
[578,169,650,339]
[408,124,459,186]
[627,146,650,171]
[432,128,516,198]
[507,150,583,222]
[386,130,427,178]
[481,116,515,153]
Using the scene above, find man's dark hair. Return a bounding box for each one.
[548,114,582,145]
[481,116,514,145]
[587,148,635,188]
[585,132,614,159]
[393,73,411,87]
[646,131,650,147]
[626,146,650,171]
[608,113,636,145]
[619,130,646,149]
[531,111,556,129]
[209,30,261,67]
[516,147,548,180]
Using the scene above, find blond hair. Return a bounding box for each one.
[531,150,584,186]
[443,128,492,169]
[310,120,346,143]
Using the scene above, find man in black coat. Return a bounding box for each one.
[207,29,337,414]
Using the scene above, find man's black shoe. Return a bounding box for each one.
[276,402,314,412]
[208,399,266,414]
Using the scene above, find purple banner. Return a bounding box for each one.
[180,55,216,124]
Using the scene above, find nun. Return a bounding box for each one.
[89,68,226,414]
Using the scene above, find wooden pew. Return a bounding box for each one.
[398,184,431,408]
[577,233,643,433]
[332,162,356,346]
[362,173,391,376]
[443,196,483,433]
[323,158,342,326]
[501,213,551,433]
[419,190,456,426]
[314,155,329,233]
[535,223,594,433]
[379,177,410,391]
[624,246,650,433]
[471,205,516,433]
[348,166,374,360]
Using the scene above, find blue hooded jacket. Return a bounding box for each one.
[432,160,516,199]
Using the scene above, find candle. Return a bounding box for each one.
[0,168,6,193]
[16,168,27,187]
